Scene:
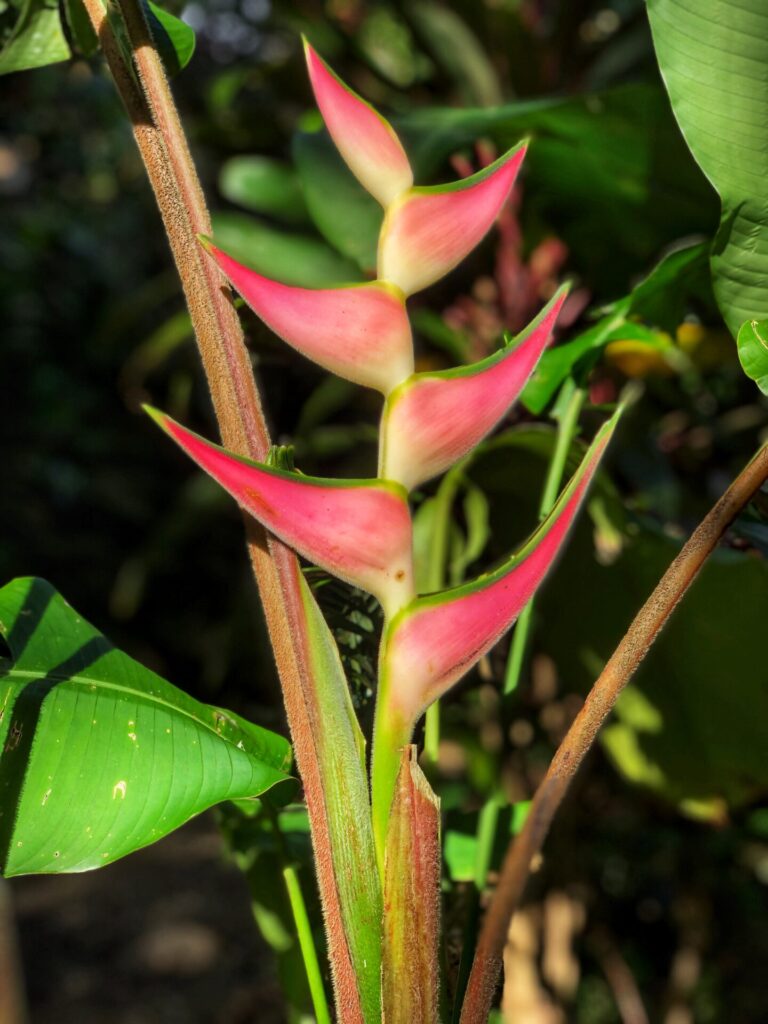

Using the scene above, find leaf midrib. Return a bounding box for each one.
[0,667,283,767]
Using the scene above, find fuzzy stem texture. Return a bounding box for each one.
[460,439,768,1024]
[80,2,367,1018]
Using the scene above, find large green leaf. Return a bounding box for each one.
[144,0,195,75]
[292,127,382,274]
[0,578,293,877]
[0,0,70,75]
[648,0,768,349]
[210,210,363,287]
[219,156,310,225]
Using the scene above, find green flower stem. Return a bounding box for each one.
[503,382,587,695]
[283,864,333,1024]
[371,675,412,874]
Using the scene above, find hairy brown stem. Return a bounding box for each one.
[460,440,768,1024]
[80,2,364,1018]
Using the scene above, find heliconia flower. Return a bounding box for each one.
[201,239,414,395]
[145,408,415,616]
[381,413,619,726]
[304,38,413,208]
[377,143,527,296]
[380,286,567,490]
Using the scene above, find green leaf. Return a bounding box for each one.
[0,0,70,75]
[0,578,293,877]
[443,802,530,883]
[648,0,768,339]
[405,85,716,290]
[449,481,490,586]
[210,210,363,287]
[219,156,310,225]
[410,1,502,107]
[522,311,627,415]
[295,574,382,1022]
[522,243,710,413]
[737,318,768,396]
[63,0,97,57]
[144,0,195,75]
[292,128,382,274]
[217,802,316,1019]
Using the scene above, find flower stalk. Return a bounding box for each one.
[87,14,625,1017]
[80,4,381,1018]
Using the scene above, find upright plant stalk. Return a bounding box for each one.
[108,29,624,1020]
[79,4,378,1019]
[460,440,768,1024]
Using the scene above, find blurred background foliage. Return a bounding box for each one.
[2,0,768,1021]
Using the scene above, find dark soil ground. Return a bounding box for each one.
[7,813,285,1024]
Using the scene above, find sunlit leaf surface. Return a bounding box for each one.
[0,578,293,876]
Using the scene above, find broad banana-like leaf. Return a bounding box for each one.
[377,144,526,296]
[648,0,768,345]
[382,412,618,726]
[380,287,567,489]
[304,39,413,208]
[202,239,413,394]
[147,409,414,616]
[381,747,441,1024]
[0,578,293,877]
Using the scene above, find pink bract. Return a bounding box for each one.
[147,409,415,616]
[377,145,526,296]
[204,242,413,394]
[304,40,413,208]
[380,287,567,490]
[383,418,616,724]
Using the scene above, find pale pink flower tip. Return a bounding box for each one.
[304,39,413,208]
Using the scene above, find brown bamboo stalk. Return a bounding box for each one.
[78,3,364,1018]
[460,440,768,1024]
